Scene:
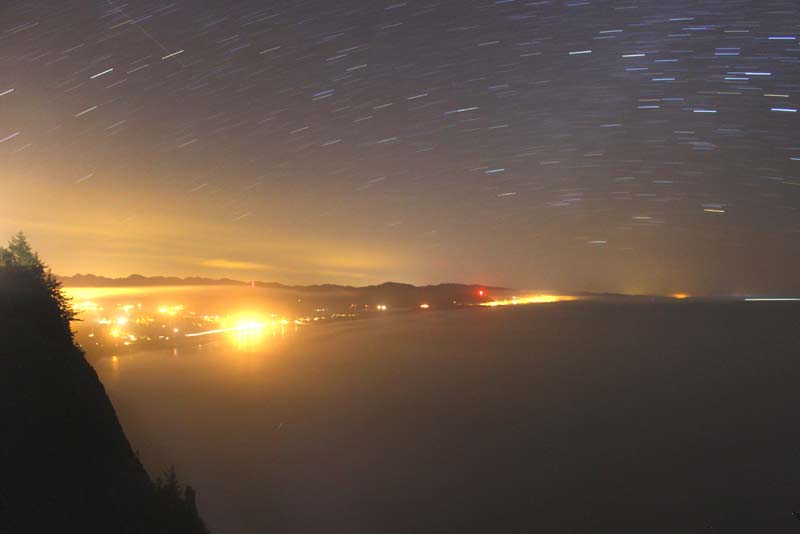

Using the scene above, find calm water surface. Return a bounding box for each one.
[94,302,800,534]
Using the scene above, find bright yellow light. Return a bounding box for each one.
[186,316,267,338]
[419,303,430,309]
[158,305,183,316]
[376,304,387,311]
[235,319,265,330]
[480,294,576,307]
[116,317,128,325]
[672,293,690,300]
[72,300,100,313]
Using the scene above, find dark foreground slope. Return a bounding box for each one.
[0,235,208,534]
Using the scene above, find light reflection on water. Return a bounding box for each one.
[229,323,294,351]
[99,322,299,387]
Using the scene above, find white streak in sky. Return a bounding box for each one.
[0,132,20,144]
[90,68,114,79]
[161,50,184,60]
[74,106,98,117]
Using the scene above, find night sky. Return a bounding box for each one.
[1,0,799,295]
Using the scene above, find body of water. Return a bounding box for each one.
[94,302,800,533]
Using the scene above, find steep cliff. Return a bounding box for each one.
[0,234,208,534]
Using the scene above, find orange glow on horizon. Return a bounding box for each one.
[480,294,577,307]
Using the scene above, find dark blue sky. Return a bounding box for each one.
[1,0,799,294]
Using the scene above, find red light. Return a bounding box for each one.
[478,290,485,297]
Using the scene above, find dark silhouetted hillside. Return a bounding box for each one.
[0,233,209,534]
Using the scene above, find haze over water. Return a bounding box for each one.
[91,300,800,534]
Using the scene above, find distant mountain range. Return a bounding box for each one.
[57,274,689,303]
[59,273,508,292]
[58,274,515,309]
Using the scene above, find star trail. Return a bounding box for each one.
[1,0,799,294]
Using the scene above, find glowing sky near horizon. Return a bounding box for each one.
[1,0,799,294]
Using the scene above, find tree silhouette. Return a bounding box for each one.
[4,231,40,266]
[0,231,75,328]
